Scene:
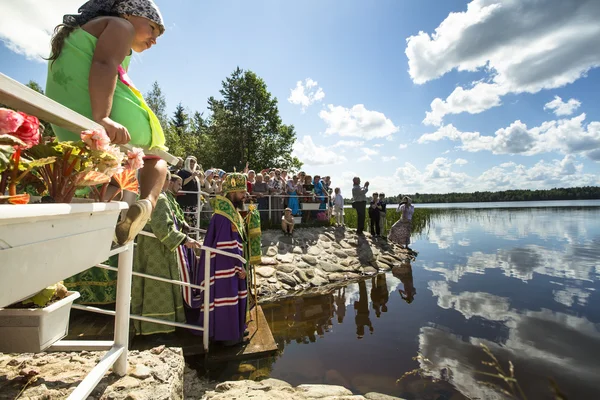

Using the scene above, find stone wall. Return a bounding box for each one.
[256,227,415,302]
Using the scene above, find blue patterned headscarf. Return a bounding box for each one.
[63,0,164,34]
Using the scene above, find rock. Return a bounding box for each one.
[340,259,351,267]
[378,255,397,266]
[276,263,296,274]
[303,268,315,278]
[116,376,141,390]
[237,363,256,373]
[296,384,353,398]
[293,268,310,283]
[331,242,342,249]
[301,254,318,265]
[319,241,332,249]
[266,246,278,257]
[19,367,39,377]
[333,249,349,259]
[260,378,292,388]
[308,246,322,256]
[256,266,276,278]
[150,345,166,355]
[267,277,277,283]
[365,392,407,400]
[362,266,378,275]
[260,257,278,266]
[292,246,303,254]
[318,234,332,242]
[296,261,311,269]
[131,364,152,379]
[318,260,349,273]
[276,271,297,287]
[276,253,295,263]
[373,261,391,271]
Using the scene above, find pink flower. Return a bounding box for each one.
[13,112,40,149]
[81,128,110,151]
[0,108,24,135]
[125,147,145,170]
[99,145,125,178]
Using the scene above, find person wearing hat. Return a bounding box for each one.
[388,196,415,249]
[185,173,250,346]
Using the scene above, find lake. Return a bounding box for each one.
[191,202,600,399]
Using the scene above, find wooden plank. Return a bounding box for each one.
[0,72,177,165]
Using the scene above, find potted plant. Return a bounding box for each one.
[0,108,143,318]
[0,282,81,353]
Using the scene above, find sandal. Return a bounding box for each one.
[115,199,152,245]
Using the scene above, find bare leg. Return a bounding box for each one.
[115,159,167,245]
[139,158,168,208]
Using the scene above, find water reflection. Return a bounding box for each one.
[190,206,600,399]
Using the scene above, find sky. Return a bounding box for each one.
[1,0,600,198]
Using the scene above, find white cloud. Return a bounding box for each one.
[287,78,325,112]
[544,96,582,116]
[373,144,383,147]
[382,156,397,162]
[353,155,598,196]
[362,148,379,156]
[418,114,600,161]
[0,0,81,61]
[399,144,408,149]
[332,140,365,148]
[319,104,399,140]
[406,0,600,125]
[454,158,468,165]
[292,135,346,166]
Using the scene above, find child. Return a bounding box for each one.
[369,192,381,237]
[46,0,167,245]
[333,187,344,226]
[378,193,387,237]
[282,207,295,236]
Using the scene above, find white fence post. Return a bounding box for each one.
[113,242,134,375]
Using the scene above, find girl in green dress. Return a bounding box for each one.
[46,0,168,245]
[46,0,169,303]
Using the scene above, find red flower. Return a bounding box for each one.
[0,108,25,135]
[13,112,40,149]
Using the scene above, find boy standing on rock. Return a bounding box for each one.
[369,192,381,238]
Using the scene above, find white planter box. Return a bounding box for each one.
[0,291,80,353]
[301,203,321,210]
[293,216,302,224]
[0,202,128,308]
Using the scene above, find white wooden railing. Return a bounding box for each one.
[0,73,245,399]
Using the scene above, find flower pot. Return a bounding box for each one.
[0,201,128,308]
[0,291,80,353]
[301,203,321,211]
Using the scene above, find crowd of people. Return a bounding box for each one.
[170,155,341,234]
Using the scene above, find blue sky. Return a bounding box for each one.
[1,0,600,196]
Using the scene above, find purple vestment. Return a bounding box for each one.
[185,214,247,342]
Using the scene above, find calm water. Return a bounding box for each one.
[192,204,600,399]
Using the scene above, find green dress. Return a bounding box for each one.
[131,193,187,335]
[46,28,154,147]
[49,28,166,304]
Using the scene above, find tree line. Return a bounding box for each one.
[144,66,302,172]
[382,186,600,204]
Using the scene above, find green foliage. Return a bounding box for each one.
[383,186,600,204]
[207,67,302,172]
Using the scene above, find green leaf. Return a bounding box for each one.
[0,134,26,148]
[0,144,15,174]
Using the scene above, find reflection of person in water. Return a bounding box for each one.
[354,280,374,338]
[393,261,417,304]
[334,287,347,323]
[370,274,389,318]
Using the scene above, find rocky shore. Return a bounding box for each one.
[0,347,405,399]
[256,226,415,302]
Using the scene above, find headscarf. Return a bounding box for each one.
[64,0,165,34]
[183,156,197,173]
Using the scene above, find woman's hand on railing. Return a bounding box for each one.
[237,268,247,279]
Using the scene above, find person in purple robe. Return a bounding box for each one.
[185,172,249,346]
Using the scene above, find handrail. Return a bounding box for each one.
[0,73,178,165]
